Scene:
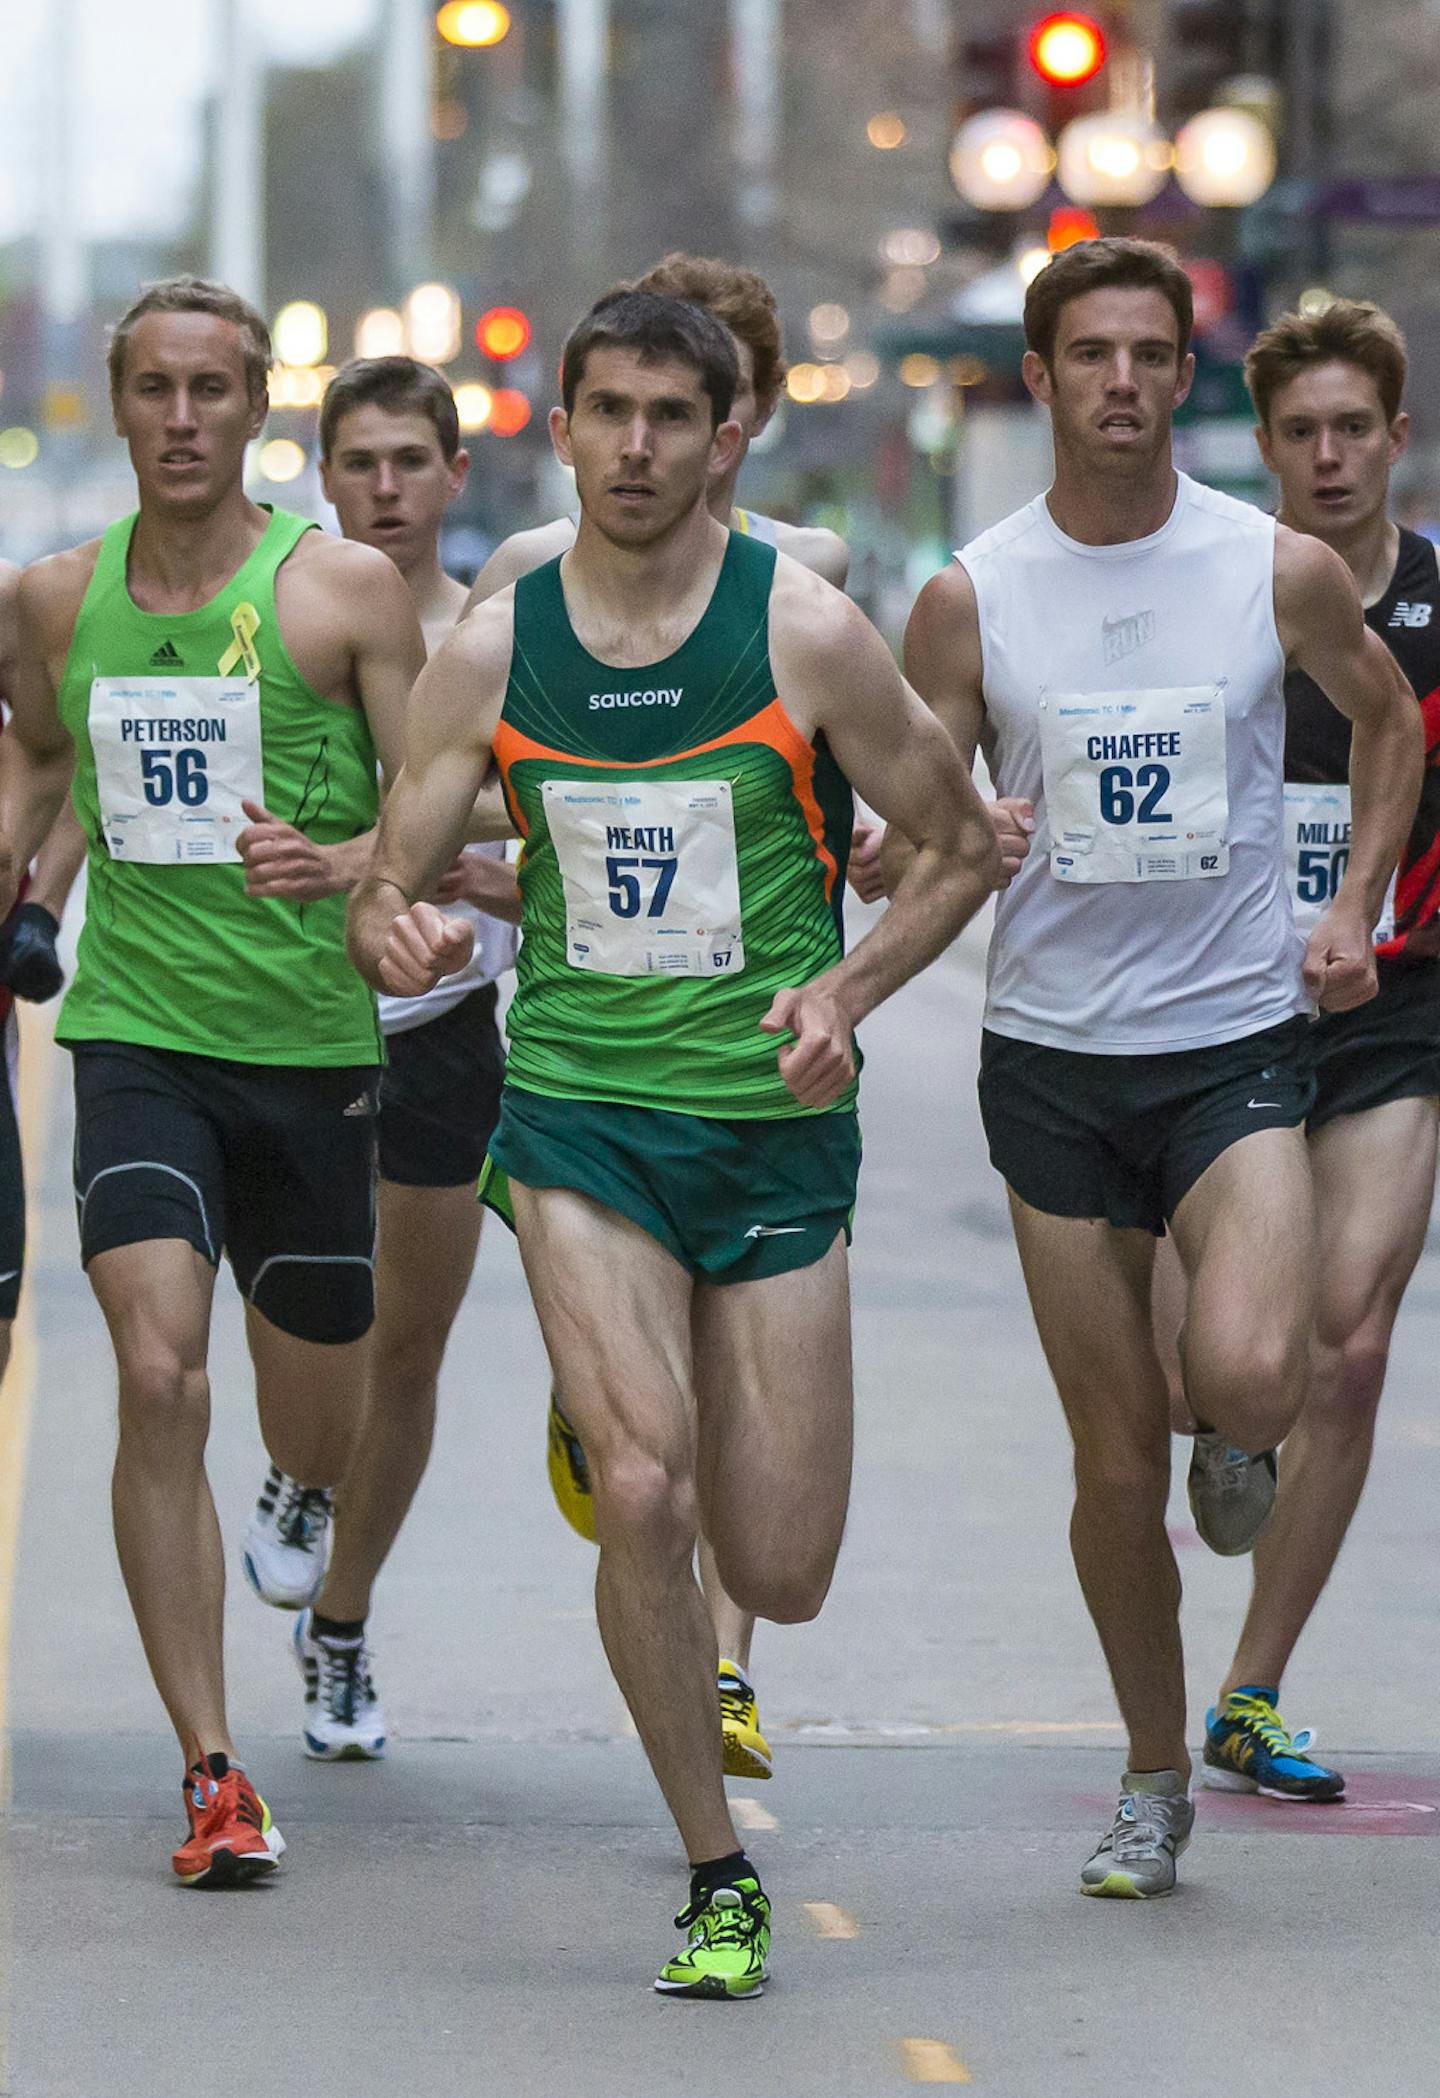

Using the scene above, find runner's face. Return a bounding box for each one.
[555,347,742,547]
[113,312,266,511]
[321,404,467,574]
[1258,361,1407,540]
[1026,287,1194,469]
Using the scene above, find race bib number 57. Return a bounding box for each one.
[1039,684,1229,884]
[90,676,264,864]
[543,776,744,977]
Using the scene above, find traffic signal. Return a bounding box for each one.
[1028,14,1106,88]
[475,306,532,361]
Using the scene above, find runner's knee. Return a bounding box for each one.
[1072,1435,1170,1520]
[115,1347,210,1453]
[592,1446,698,1562]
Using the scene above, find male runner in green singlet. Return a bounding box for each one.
[348,289,999,1996]
[468,254,880,1782]
[0,277,422,1888]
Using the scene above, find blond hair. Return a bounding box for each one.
[108,276,272,402]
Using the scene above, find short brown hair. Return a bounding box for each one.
[1245,298,1408,428]
[108,275,272,402]
[561,290,739,426]
[634,253,787,411]
[1024,237,1194,368]
[320,357,460,462]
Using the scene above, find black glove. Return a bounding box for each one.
[0,902,64,1003]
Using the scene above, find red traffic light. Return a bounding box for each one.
[1028,13,1106,86]
[475,306,532,361]
[488,387,532,436]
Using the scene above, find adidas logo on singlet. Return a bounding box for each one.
[149,639,184,667]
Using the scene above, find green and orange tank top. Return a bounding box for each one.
[495,529,854,1117]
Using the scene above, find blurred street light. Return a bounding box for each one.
[867,113,907,150]
[273,301,328,368]
[949,109,1054,210]
[843,352,880,390]
[882,228,941,267]
[404,283,463,364]
[1018,245,1052,286]
[1298,287,1336,317]
[787,364,828,404]
[0,428,40,470]
[488,389,532,436]
[454,382,495,431]
[808,303,850,348]
[356,308,407,360]
[475,306,532,360]
[269,366,336,410]
[879,269,928,313]
[1028,12,1107,87]
[258,438,306,482]
[899,354,941,389]
[1056,110,1170,206]
[436,2,510,48]
[1173,105,1276,207]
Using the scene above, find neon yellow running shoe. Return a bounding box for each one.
[718,1660,773,1781]
[655,1876,770,1999]
[546,1391,596,1544]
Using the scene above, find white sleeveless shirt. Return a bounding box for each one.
[962,473,1305,1054]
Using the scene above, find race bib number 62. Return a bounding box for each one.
[1039,683,1229,884]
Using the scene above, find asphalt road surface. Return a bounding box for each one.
[2,915,1437,2097]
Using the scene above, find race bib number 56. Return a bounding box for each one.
[1039,684,1229,884]
[543,776,744,977]
[90,676,264,864]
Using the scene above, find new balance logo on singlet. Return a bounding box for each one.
[149,640,184,667]
[1388,602,1433,629]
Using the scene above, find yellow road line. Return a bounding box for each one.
[900,2038,973,2084]
[802,1901,858,1940]
[0,1009,56,1763]
[730,1795,777,1833]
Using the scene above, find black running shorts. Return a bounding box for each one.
[378,983,505,1189]
[1308,958,1440,1131]
[71,1041,380,1344]
[0,1012,23,1322]
[978,1016,1314,1236]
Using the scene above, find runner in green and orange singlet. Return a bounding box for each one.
[0,276,423,1889]
[348,289,1000,1997]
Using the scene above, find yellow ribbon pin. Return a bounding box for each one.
[219,602,262,682]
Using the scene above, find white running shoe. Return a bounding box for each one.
[294,1609,387,1761]
[241,1466,333,1610]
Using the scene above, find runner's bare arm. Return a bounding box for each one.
[764,575,1000,1105]
[1275,527,1423,1010]
[460,518,577,616]
[773,521,849,591]
[0,561,87,916]
[240,540,424,900]
[348,602,512,995]
[884,561,1034,895]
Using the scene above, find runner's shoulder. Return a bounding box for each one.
[435,584,516,687]
[466,518,576,609]
[279,526,417,636]
[769,554,890,689]
[769,519,849,588]
[17,540,103,651]
[1273,523,1358,622]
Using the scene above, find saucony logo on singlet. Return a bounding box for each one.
[1389,601,1433,629]
[587,687,683,711]
[1102,609,1155,665]
[149,639,184,667]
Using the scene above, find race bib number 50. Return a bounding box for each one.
[543,776,744,977]
[1284,783,1396,945]
[1039,684,1229,884]
[90,676,264,864]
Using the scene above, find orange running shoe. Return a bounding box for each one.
[172,1758,285,1888]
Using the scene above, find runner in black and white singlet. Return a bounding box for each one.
[1191,302,1440,1803]
[894,241,1420,1899]
[465,254,867,1786]
[239,358,521,1759]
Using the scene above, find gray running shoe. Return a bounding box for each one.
[1187,1432,1277,1556]
[1080,1775,1194,1898]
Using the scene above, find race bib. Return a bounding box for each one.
[1284,782,1396,945]
[90,676,264,864]
[543,776,744,977]
[1040,684,1229,884]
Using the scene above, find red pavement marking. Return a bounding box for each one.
[1080,1775,1440,1837]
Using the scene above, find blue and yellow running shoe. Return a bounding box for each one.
[546,1391,596,1544]
[655,1876,770,1999]
[1203,1688,1345,1801]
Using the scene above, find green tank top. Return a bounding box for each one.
[56,506,381,1066]
[494,530,854,1117]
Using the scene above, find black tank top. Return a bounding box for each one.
[1285,525,1440,963]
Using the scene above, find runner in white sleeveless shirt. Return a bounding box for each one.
[240,359,521,1759]
[894,239,1420,1898]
